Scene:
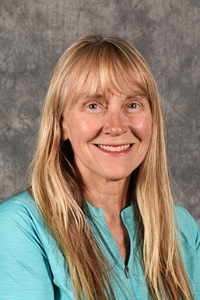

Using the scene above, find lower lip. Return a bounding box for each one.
[95,145,133,156]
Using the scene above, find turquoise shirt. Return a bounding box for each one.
[0,191,199,299]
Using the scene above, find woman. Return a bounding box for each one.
[0,34,199,300]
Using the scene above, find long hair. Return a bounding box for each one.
[29,34,194,299]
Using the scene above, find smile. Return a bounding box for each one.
[97,144,131,152]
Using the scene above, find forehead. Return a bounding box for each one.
[65,70,148,109]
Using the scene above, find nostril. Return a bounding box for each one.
[102,123,128,136]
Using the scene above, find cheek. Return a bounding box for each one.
[68,116,101,142]
[132,115,152,141]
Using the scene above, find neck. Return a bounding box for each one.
[82,176,131,220]
[83,176,131,265]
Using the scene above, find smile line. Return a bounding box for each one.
[97,144,131,152]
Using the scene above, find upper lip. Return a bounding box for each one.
[95,143,132,146]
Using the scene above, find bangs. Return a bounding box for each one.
[63,40,151,107]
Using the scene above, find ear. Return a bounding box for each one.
[61,117,69,141]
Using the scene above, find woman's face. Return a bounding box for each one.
[61,86,152,184]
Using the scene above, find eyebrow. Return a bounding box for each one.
[91,94,104,99]
[89,93,144,99]
[78,92,147,102]
[78,93,103,99]
[126,94,146,99]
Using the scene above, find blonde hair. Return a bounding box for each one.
[29,34,194,300]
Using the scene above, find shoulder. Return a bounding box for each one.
[0,190,42,227]
[175,205,200,252]
[0,191,49,253]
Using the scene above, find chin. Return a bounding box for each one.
[103,172,131,182]
[108,177,128,182]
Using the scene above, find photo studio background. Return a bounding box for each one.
[1,0,200,225]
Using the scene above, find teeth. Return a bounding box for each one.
[98,144,131,152]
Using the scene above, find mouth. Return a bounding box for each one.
[96,144,132,152]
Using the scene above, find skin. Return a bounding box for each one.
[62,87,152,264]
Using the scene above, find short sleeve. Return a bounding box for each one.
[0,194,55,300]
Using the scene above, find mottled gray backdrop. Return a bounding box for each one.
[0,0,200,225]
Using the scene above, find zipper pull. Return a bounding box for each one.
[125,266,130,279]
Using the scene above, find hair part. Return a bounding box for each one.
[29,34,194,300]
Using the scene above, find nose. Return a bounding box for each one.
[102,110,127,136]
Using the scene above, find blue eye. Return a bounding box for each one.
[128,103,139,109]
[88,103,98,109]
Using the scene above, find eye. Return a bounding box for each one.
[88,103,99,109]
[128,103,139,109]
